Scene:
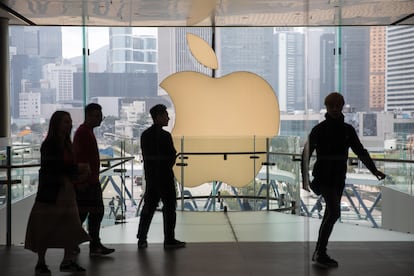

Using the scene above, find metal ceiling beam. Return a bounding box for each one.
[0,2,35,25]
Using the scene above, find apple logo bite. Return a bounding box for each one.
[160,33,280,188]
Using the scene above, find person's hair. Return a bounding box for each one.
[149,104,167,120]
[85,103,102,116]
[324,92,345,107]
[45,110,72,150]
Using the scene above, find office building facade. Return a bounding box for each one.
[386,26,414,113]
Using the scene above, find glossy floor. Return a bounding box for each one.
[1,211,414,276]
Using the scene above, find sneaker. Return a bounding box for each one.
[164,239,186,249]
[90,244,115,256]
[313,251,338,268]
[312,250,318,262]
[59,260,86,272]
[35,263,51,275]
[138,240,148,249]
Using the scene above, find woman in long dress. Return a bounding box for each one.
[25,111,91,275]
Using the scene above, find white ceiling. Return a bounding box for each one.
[1,0,413,27]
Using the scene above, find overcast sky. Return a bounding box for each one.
[62,27,157,58]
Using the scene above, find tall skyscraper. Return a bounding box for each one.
[38,27,62,64]
[369,26,386,111]
[319,32,336,110]
[9,26,62,65]
[305,28,324,112]
[9,26,63,118]
[9,27,39,56]
[341,27,370,112]
[43,63,76,102]
[386,26,414,113]
[108,27,157,73]
[73,72,158,100]
[273,29,305,112]
[216,27,279,107]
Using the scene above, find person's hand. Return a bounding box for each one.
[373,170,386,180]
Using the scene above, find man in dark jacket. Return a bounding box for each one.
[73,103,115,256]
[137,104,185,249]
[301,92,385,268]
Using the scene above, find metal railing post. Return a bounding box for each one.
[6,146,11,247]
[180,137,185,211]
[266,138,270,211]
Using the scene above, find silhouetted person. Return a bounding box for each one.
[301,92,385,268]
[137,104,185,249]
[25,111,90,274]
[108,197,116,218]
[73,103,115,256]
[115,195,122,216]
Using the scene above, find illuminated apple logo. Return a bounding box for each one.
[160,33,280,188]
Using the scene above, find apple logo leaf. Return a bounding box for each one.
[187,33,218,70]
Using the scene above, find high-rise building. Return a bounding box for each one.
[43,63,76,102]
[73,72,158,101]
[304,28,324,112]
[9,26,62,118]
[9,26,39,56]
[273,29,305,112]
[319,32,336,110]
[108,27,157,73]
[38,27,62,64]
[9,26,62,65]
[341,27,370,112]
[19,92,41,119]
[216,27,279,108]
[386,26,414,113]
[369,26,386,111]
[217,27,276,80]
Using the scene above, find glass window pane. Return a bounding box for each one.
[7,25,414,224]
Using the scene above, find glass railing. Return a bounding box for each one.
[2,135,414,245]
[98,135,141,226]
[170,136,301,214]
[0,137,42,206]
[0,137,137,245]
[382,132,414,195]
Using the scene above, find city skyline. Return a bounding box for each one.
[62,27,157,59]
[9,26,414,125]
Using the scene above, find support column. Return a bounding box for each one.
[0,17,10,138]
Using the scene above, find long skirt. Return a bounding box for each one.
[24,177,90,252]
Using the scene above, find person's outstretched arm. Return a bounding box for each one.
[348,125,386,180]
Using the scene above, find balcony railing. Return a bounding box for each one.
[1,135,413,246]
